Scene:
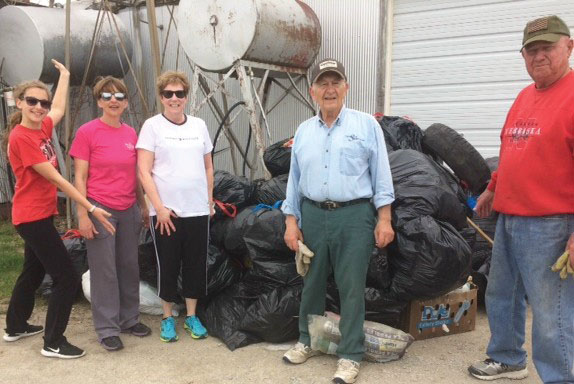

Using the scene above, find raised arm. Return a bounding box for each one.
[46,59,70,126]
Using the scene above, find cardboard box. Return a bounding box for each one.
[400,286,477,341]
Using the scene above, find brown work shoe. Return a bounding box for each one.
[332,358,360,384]
[283,342,322,364]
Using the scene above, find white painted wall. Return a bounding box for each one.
[390,0,574,158]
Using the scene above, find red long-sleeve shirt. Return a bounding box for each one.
[488,70,574,216]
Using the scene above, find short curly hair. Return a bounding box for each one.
[156,71,190,96]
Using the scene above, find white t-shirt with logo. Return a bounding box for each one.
[136,114,213,217]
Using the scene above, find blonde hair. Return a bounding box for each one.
[156,71,190,96]
[92,76,128,99]
[2,80,52,155]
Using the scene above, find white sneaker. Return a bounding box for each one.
[333,358,360,384]
[282,342,322,364]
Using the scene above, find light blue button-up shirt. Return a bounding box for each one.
[282,106,395,223]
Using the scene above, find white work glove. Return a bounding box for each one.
[296,240,315,277]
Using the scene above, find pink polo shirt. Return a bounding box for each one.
[70,119,138,210]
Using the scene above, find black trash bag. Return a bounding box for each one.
[209,218,232,249]
[223,206,256,255]
[325,281,406,328]
[366,247,391,291]
[390,150,468,230]
[364,288,408,328]
[241,208,301,291]
[213,170,255,216]
[37,275,54,297]
[238,285,302,343]
[459,226,477,251]
[138,228,157,288]
[263,137,293,177]
[64,236,89,276]
[471,258,491,306]
[243,209,300,285]
[387,216,472,301]
[243,208,292,255]
[206,245,244,301]
[253,174,289,205]
[197,283,260,350]
[37,234,88,297]
[378,116,424,152]
[470,210,497,268]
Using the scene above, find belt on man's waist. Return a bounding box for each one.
[305,198,371,211]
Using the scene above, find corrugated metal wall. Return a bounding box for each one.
[390,0,574,158]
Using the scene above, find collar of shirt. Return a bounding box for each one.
[318,106,347,128]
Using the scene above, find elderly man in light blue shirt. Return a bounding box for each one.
[281,58,394,384]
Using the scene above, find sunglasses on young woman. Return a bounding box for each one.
[22,96,52,109]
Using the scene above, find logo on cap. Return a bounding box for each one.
[319,60,338,70]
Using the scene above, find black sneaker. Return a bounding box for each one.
[3,324,44,342]
[41,339,86,359]
[122,322,151,337]
[100,336,124,351]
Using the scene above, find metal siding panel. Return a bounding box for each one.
[391,0,574,157]
[305,0,381,114]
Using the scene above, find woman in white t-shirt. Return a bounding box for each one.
[136,71,214,343]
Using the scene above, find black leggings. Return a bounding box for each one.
[5,217,79,347]
[150,215,208,302]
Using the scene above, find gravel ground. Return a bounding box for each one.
[0,300,541,384]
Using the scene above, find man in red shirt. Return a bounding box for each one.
[469,15,574,383]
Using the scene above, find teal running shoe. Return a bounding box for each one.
[160,317,178,342]
[184,315,208,339]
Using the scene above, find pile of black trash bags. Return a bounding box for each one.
[141,117,485,351]
[51,117,493,351]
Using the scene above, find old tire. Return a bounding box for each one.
[422,123,491,195]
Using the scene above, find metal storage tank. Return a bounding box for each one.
[177,0,321,71]
[0,5,133,86]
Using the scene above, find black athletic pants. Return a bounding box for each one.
[5,217,79,347]
[150,215,208,302]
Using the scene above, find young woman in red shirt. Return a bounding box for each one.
[2,60,115,359]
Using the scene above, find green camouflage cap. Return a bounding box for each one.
[522,15,570,50]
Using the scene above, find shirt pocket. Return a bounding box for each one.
[339,143,368,176]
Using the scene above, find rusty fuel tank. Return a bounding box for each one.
[177,0,321,72]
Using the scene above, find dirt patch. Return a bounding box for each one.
[0,301,541,384]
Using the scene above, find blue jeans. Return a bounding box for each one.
[486,214,574,383]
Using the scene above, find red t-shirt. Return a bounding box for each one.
[488,70,574,216]
[69,119,138,210]
[8,117,59,225]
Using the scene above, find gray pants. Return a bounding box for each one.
[87,201,141,341]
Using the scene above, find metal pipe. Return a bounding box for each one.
[146,0,163,113]
[286,73,315,112]
[64,0,72,229]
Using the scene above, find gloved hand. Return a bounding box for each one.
[551,250,574,279]
[295,240,315,277]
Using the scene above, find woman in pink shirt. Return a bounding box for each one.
[70,77,151,351]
